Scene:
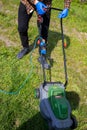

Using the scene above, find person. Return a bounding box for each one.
[17,0,71,69]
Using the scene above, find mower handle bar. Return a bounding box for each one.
[42,7,68,88]
[49,7,63,11]
[49,7,68,87]
[60,18,68,88]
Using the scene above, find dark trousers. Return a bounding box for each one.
[18,2,51,48]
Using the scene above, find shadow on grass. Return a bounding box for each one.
[46,30,70,67]
[16,112,48,130]
[66,91,80,110]
[47,30,70,57]
[29,29,70,58]
[16,91,79,130]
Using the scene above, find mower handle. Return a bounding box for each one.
[49,7,63,11]
[49,7,68,87]
[41,7,68,88]
[60,18,68,88]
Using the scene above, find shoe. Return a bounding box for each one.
[38,55,51,69]
[17,47,30,59]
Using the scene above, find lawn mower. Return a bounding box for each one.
[35,7,77,130]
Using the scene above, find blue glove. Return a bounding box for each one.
[58,8,69,18]
[35,2,47,15]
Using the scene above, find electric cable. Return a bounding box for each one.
[0,37,39,95]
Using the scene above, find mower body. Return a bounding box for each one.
[37,82,73,130]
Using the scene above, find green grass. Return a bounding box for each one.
[0,0,87,130]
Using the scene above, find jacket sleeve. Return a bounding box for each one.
[21,0,35,14]
[64,0,71,9]
[24,0,35,4]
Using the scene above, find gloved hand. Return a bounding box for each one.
[35,1,47,15]
[58,8,69,18]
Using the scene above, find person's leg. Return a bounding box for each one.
[37,9,51,42]
[41,11,51,42]
[17,2,33,59]
[37,10,51,69]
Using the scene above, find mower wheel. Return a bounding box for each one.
[71,115,78,129]
[35,88,40,98]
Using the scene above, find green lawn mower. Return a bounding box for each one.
[35,8,77,130]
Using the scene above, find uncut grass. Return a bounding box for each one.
[0,0,87,130]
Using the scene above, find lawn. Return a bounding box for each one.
[0,0,87,130]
